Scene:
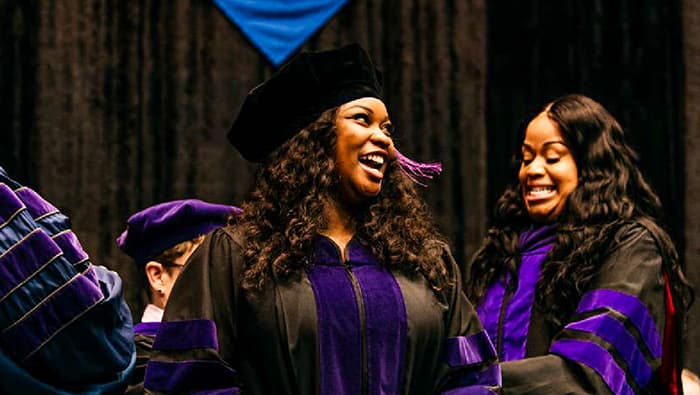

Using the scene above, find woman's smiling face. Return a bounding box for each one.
[334,97,394,205]
[519,111,579,222]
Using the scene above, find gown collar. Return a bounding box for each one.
[312,234,379,266]
[518,223,558,253]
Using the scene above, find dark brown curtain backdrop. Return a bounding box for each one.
[1,0,697,372]
[487,1,685,236]
[0,0,487,321]
[683,0,700,374]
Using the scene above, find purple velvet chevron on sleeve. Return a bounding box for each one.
[0,168,135,392]
[446,330,498,368]
[145,360,240,394]
[145,318,240,393]
[442,385,500,395]
[0,182,106,362]
[576,288,662,357]
[152,319,219,350]
[442,330,502,392]
[550,288,662,394]
[134,321,160,336]
[14,187,59,220]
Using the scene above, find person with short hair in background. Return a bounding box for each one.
[116,199,239,394]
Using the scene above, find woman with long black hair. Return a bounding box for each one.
[467,94,693,394]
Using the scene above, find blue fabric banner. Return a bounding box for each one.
[213,0,350,66]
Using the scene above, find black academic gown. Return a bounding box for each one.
[145,226,501,394]
[126,321,160,394]
[0,167,135,395]
[475,222,681,395]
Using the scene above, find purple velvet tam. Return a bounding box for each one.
[116,199,241,266]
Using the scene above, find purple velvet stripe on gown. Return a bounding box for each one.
[14,187,58,220]
[191,389,241,395]
[3,267,104,360]
[0,169,135,392]
[307,236,408,395]
[577,289,662,357]
[445,330,497,368]
[441,364,501,394]
[146,318,239,393]
[1,181,108,362]
[145,360,240,393]
[0,249,76,329]
[475,277,505,354]
[565,314,653,385]
[0,216,36,252]
[153,319,219,350]
[133,321,160,336]
[1,259,77,325]
[0,230,62,300]
[547,288,664,390]
[52,231,89,266]
[307,239,362,395]
[501,225,556,360]
[442,386,499,395]
[33,212,71,237]
[0,184,25,225]
[350,243,407,394]
[550,338,635,395]
[476,224,556,361]
[12,186,71,238]
[457,364,502,387]
[444,331,501,391]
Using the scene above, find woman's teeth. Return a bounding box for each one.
[359,154,385,168]
[528,186,555,196]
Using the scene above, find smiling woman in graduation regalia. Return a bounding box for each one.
[144,43,500,394]
[466,94,693,395]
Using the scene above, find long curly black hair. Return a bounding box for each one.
[235,107,448,292]
[466,94,693,327]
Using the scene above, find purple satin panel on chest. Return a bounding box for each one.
[476,224,556,361]
[307,264,362,395]
[307,236,408,395]
[353,265,407,394]
[475,277,505,355]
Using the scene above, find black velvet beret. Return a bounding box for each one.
[228,43,383,162]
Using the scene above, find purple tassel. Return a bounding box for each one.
[394,149,442,186]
